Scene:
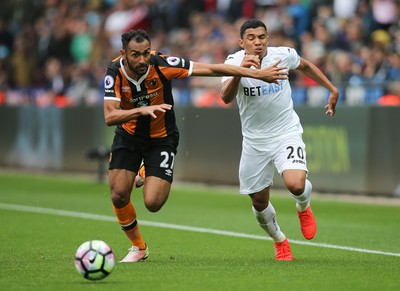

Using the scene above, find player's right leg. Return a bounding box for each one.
[240,141,293,260]
[250,190,294,261]
[109,168,149,262]
[108,134,148,262]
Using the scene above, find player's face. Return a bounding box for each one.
[123,40,151,77]
[239,27,268,59]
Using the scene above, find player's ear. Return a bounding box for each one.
[239,39,244,49]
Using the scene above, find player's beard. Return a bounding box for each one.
[127,59,148,77]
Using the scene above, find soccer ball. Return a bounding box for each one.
[74,240,115,280]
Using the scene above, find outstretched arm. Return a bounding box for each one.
[192,59,287,84]
[297,58,339,116]
[104,100,172,126]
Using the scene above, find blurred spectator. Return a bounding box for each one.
[256,3,284,34]
[386,50,400,81]
[10,32,37,88]
[286,0,310,41]
[0,18,13,59]
[104,0,150,52]
[333,0,358,19]
[371,0,398,31]
[225,0,255,21]
[35,57,65,168]
[70,19,94,64]
[355,0,374,37]
[174,0,205,28]
[326,50,359,104]
[371,29,391,50]
[0,18,13,100]
[312,4,339,37]
[336,15,369,52]
[377,82,400,106]
[67,62,100,106]
[146,0,174,33]
[38,57,67,108]
[309,20,335,52]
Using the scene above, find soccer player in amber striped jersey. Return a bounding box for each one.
[221,19,339,260]
[103,29,289,262]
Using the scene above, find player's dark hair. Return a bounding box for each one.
[240,19,267,38]
[121,29,150,49]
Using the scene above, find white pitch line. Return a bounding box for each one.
[1,202,399,258]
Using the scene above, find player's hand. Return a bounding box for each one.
[325,90,339,116]
[259,60,288,84]
[140,104,172,118]
[241,55,261,68]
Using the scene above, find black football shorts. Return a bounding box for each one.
[109,132,178,183]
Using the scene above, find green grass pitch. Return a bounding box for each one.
[0,172,399,291]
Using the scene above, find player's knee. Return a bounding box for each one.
[143,185,170,212]
[249,190,270,210]
[251,196,268,209]
[111,190,130,208]
[287,182,305,196]
[144,200,164,212]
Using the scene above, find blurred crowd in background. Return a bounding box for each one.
[0,0,399,108]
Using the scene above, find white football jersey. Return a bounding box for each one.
[222,47,303,145]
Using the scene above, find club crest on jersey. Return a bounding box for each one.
[104,75,114,89]
[146,79,158,88]
[166,57,180,66]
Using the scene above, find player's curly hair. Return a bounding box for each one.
[121,30,150,49]
[240,19,267,38]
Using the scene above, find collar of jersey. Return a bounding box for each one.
[120,57,150,92]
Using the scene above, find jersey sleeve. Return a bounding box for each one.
[103,61,121,102]
[154,53,193,80]
[286,47,301,70]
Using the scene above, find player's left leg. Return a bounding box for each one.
[282,168,309,209]
[276,134,316,240]
[142,177,172,212]
[283,169,316,240]
[135,163,172,212]
[140,136,177,213]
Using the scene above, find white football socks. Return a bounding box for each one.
[252,203,286,242]
[291,179,312,211]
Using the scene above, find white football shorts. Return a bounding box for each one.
[239,133,308,194]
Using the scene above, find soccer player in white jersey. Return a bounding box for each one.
[220,19,339,260]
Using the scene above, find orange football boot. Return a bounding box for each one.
[297,205,317,240]
[274,239,294,261]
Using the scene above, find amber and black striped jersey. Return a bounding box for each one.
[104,51,193,139]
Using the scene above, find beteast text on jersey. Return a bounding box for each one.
[243,81,284,96]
